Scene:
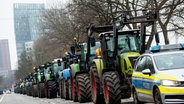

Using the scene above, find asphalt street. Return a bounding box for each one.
[0,93,135,104]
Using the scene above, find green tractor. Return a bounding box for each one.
[25,73,33,96]
[68,31,107,103]
[37,64,46,98]
[40,59,63,98]
[51,58,64,98]
[32,67,39,97]
[88,10,157,104]
[69,42,92,103]
[42,62,58,98]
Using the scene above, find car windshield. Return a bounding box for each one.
[154,52,184,70]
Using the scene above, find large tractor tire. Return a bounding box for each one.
[33,84,38,97]
[62,79,69,100]
[71,78,78,102]
[29,86,33,96]
[26,87,29,96]
[23,87,27,94]
[39,83,45,98]
[47,81,57,98]
[90,64,105,104]
[59,81,63,98]
[76,73,92,103]
[68,79,72,100]
[45,83,48,98]
[102,71,121,104]
[26,87,28,95]
[19,88,22,94]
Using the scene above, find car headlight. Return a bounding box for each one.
[161,80,181,87]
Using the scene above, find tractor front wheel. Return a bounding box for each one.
[39,83,45,98]
[102,71,121,104]
[90,64,104,104]
[47,81,57,98]
[76,74,92,103]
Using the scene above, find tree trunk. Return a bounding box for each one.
[162,26,170,44]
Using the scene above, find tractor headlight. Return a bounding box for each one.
[161,80,181,87]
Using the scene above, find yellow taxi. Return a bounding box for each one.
[132,44,184,104]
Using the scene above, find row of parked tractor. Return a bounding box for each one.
[14,10,157,104]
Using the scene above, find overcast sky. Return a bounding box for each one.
[0,0,68,70]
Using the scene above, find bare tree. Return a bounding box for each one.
[33,0,184,65]
[153,0,184,44]
[15,51,33,81]
[69,0,184,46]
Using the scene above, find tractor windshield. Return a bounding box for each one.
[53,62,64,73]
[118,35,140,52]
[91,42,100,55]
[83,41,100,55]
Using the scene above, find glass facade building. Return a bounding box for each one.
[0,39,11,71]
[13,3,45,60]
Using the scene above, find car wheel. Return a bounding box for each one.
[154,88,163,104]
[133,88,144,104]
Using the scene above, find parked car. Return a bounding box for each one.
[132,44,184,104]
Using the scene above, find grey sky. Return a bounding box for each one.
[0,0,67,69]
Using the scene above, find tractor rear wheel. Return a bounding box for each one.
[102,71,121,104]
[28,85,33,96]
[68,79,72,100]
[90,64,105,104]
[33,84,38,97]
[63,79,69,100]
[39,83,45,98]
[47,81,57,98]
[76,74,92,103]
[59,81,63,98]
[72,78,78,102]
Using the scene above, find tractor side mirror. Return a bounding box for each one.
[155,32,160,45]
[44,65,47,69]
[91,37,96,47]
[57,60,61,66]
[62,57,66,61]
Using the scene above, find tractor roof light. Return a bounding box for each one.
[96,48,102,58]
[33,66,36,70]
[137,23,141,29]
[150,43,184,53]
[65,51,68,55]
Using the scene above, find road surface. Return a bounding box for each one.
[0,93,135,104]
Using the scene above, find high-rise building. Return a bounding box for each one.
[0,39,11,70]
[13,3,45,60]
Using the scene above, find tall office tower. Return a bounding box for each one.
[13,3,45,61]
[0,39,11,71]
